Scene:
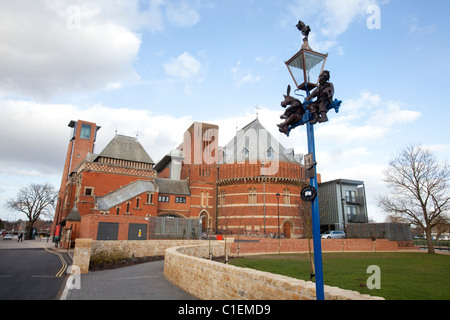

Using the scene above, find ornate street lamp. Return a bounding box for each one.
[277,20,343,300]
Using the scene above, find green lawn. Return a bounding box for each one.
[229,252,450,300]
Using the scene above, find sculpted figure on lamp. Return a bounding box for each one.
[305,70,334,124]
[277,85,305,134]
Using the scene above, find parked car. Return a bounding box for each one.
[3,234,13,240]
[321,231,345,239]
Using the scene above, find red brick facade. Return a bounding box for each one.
[53,118,310,247]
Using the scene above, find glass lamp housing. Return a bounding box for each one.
[285,49,328,91]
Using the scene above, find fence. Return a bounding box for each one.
[346,223,412,241]
[148,217,201,239]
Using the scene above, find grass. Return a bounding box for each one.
[229,252,450,300]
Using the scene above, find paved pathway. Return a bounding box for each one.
[63,260,197,300]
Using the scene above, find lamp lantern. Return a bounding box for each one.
[285,46,328,92]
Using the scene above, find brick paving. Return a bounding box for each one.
[63,260,197,300]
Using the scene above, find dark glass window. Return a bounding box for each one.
[158,195,169,202]
[175,197,186,203]
[80,123,91,140]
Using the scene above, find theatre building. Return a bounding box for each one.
[52,118,311,246]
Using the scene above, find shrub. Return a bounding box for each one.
[90,248,131,267]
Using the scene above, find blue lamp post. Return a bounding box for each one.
[283,33,331,301]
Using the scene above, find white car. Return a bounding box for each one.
[321,231,345,239]
[3,234,13,240]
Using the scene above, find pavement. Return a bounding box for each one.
[1,235,197,300]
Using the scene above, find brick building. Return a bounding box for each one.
[52,118,310,246]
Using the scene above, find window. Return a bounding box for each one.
[283,188,290,205]
[126,202,130,213]
[84,187,93,196]
[136,198,140,208]
[116,207,120,215]
[80,123,92,140]
[200,191,209,207]
[147,193,153,204]
[346,190,356,202]
[158,195,169,203]
[347,206,357,214]
[267,147,274,159]
[175,197,186,203]
[219,190,225,206]
[248,188,257,204]
[243,147,249,160]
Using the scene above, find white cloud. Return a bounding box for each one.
[231,61,260,87]
[164,52,203,80]
[286,0,382,50]
[0,99,193,178]
[0,1,142,100]
[165,1,201,27]
[0,0,202,100]
[408,17,437,35]
[315,91,421,144]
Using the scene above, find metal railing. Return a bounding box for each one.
[148,217,201,240]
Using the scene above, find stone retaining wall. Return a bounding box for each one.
[164,242,384,300]
[73,239,206,274]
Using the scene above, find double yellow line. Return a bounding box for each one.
[37,244,68,277]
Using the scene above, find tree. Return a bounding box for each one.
[378,145,450,254]
[4,183,57,240]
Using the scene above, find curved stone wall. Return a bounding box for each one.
[164,241,384,300]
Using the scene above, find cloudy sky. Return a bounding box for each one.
[1,0,449,222]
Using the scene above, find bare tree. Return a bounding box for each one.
[298,202,315,280]
[4,183,57,240]
[378,145,450,254]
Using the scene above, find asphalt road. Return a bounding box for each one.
[0,237,69,300]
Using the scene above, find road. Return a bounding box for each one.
[0,236,70,300]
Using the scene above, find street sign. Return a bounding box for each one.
[301,186,317,202]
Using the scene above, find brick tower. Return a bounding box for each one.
[52,120,101,234]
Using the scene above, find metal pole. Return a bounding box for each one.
[276,194,280,239]
[262,162,266,235]
[305,88,325,301]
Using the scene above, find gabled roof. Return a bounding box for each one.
[222,118,301,164]
[97,180,156,210]
[98,134,154,164]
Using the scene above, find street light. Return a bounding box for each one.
[280,21,341,301]
[276,193,280,239]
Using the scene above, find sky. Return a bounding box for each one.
[1,0,449,223]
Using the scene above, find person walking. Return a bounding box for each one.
[17,232,23,242]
